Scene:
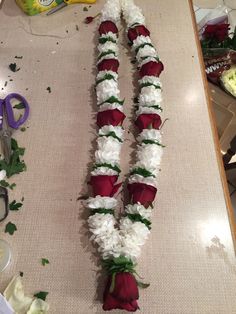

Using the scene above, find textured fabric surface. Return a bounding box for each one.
[0,0,236,313]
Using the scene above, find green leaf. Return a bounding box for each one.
[99,37,116,44]
[126,213,151,230]
[94,163,121,173]
[142,139,165,147]
[99,96,124,106]
[0,138,26,178]
[9,200,23,211]
[13,102,26,109]
[135,43,154,54]
[0,180,16,190]
[140,82,161,90]
[96,73,116,85]
[98,50,116,61]
[91,208,114,215]
[137,281,150,289]
[83,6,88,11]
[5,222,17,235]
[99,131,122,142]
[41,258,50,266]
[34,291,48,301]
[0,180,9,187]
[130,167,155,178]
[19,271,24,277]
[20,127,26,132]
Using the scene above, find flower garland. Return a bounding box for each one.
[86,0,164,311]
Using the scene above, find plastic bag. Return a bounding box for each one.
[198,5,236,98]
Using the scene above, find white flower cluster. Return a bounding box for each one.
[87,0,164,262]
[121,0,145,27]
[100,0,121,23]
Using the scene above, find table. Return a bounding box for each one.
[0,1,236,313]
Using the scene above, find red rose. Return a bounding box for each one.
[99,21,119,35]
[135,113,162,131]
[103,272,139,312]
[128,182,157,206]
[128,25,150,43]
[97,59,120,73]
[139,61,164,78]
[203,24,229,42]
[89,175,121,197]
[97,109,126,127]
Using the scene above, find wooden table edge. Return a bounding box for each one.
[188,0,236,250]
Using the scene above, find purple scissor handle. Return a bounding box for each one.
[0,93,29,130]
[0,93,30,163]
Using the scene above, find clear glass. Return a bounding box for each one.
[0,239,11,272]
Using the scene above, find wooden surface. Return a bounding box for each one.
[0,0,236,313]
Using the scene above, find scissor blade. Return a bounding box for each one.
[1,131,12,164]
[46,2,67,15]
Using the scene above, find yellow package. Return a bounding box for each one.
[16,0,96,16]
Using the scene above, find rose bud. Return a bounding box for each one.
[84,16,94,24]
[103,272,139,312]
[89,175,121,197]
[97,59,120,73]
[128,182,157,206]
[97,109,126,127]
[128,25,150,43]
[135,113,162,131]
[99,21,119,35]
[139,61,164,78]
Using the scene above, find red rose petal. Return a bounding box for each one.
[135,113,162,131]
[99,20,119,35]
[90,175,118,197]
[112,273,139,302]
[139,61,164,78]
[103,273,139,312]
[128,182,157,206]
[97,109,126,127]
[128,25,150,43]
[97,59,119,73]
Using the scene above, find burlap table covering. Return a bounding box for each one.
[0,0,236,313]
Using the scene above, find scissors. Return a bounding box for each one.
[0,93,29,163]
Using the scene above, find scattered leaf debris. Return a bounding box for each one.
[9,63,20,72]
[5,222,17,235]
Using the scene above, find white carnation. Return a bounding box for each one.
[132,161,159,177]
[136,45,157,63]
[98,42,118,55]
[139,75,162,88]
[99,103,124,112]
[101,0,121,23]
[97,136,121,152]
[97,70,118,82]
[91,167,118,176]
[137,129,162,143]
[86,196,117,209]
[120,217,150,260]
[96,80,120,104]
[95,146,120,164]
[137,144,163,169]
[99,32,118,43]
[128,174,157,187]
[121,0,145,27]
[139,86,162,106]
[125,203,152,220]
[97,53,119,65]
[99,125,124,141]
[136,106,162,116]
[132,35,151,51]
[88,213,122,259]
